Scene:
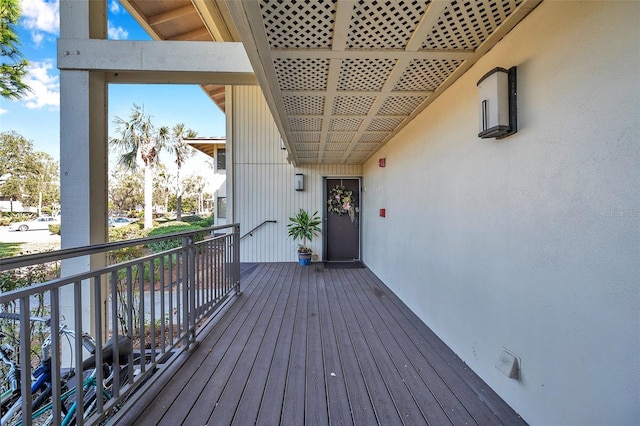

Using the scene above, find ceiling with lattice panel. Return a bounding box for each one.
[224,0,542,165]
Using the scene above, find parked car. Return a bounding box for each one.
[8,216,60,232]
[108,217,136,227]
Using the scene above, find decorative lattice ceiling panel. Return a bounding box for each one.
[332,96,376,115]
[359,133,390,143]
[291,132,320,142]
[294,143,320,152]
[225,0,541,164]
[354,142,382,152]
[283,96,325,115]
[347,1,431,49]
[395,59,464,91]
[378,96,428,116]
[337,59,397,91]
[274,58,329,91]
[325,143,350,152]
[289,117,322,132]
[261,1,336,49]
[327,133,355,143]
[330,118,363,132]
[423,0,524,50]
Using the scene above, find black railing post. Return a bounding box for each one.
[181,235,190,349]
[234,225,241,295]
[182,235,196,349]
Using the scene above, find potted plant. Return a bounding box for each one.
[287,209,321,266]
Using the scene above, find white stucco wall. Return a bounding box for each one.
[229,86,361,262]
[362,3,639,425]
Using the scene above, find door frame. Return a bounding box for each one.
[322,176,362,262]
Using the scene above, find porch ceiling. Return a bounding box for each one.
[120,0,236,112]
[123,0,542,165]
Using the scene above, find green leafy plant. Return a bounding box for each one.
[179,214,203,223]
[287,209,321,253]
[146,222,204,253]
[109,223,146,243]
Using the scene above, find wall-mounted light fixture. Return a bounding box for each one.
[294,173,304,191]
[477,66,517,139]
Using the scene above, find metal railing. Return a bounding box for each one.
[0,223,240,425]
[240,220,276,240]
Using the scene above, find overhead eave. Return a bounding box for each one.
[223,0,543,166]
[119,0,248,113]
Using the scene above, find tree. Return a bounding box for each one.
[109,165,143,215]
[182,174,206,213]
[0,131,57,213]
[28,151,59,215]
[153,164,173,214]
[110,104,167,228]
[165,123,197,220]
[1,0,30,99]
[166,175,202,215]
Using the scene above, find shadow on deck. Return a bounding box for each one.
[115,262,526,425]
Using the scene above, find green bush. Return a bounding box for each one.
[6,213,35,223]
[0,217,10,226]
[179,215,203,223]
[109,224,147,243]
[153,215,172,224]
[193,214,214,228]
[146,222,204,253]
[49,224,61,235]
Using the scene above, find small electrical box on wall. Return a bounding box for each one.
[477,66,517,139]
[379,208,386,217]
[378,158,386,167]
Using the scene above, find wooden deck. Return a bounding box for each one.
[117,262,526,425]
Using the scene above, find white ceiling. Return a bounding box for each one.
[123,0,543,165]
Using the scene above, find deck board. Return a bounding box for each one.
[121,262,527,426]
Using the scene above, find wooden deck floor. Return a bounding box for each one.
[119,262,526,425]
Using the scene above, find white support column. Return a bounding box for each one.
[226,86,235,225]
[59,0,108,339]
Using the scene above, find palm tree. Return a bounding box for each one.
[110,104,167,228]
[154,164,173,215]
[166,123,197,220]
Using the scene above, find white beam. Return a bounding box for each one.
[58,39,255,76]
[104,71,256,85]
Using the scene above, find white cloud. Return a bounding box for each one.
[0,108,7,115]
[31,32,44,45]
[109,0,121,14]
[20,0,60,35]
[108,22,129,40]
[21,61,60,110]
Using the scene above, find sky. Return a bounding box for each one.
[0,0,226,173]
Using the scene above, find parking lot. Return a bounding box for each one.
[0,226,61,253]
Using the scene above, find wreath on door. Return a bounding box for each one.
[328,184,356,222]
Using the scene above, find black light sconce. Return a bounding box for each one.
[294,173,304,191]
[477,67,517,139]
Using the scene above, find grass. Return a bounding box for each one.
[0,242,23,258]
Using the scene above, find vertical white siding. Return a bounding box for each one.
[362,3,639,426]
[230,86,361,261]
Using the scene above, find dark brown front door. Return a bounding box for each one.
[325,178,360,262]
